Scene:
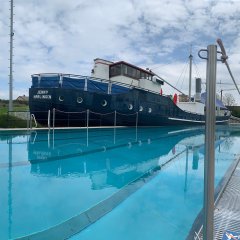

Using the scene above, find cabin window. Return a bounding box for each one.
[139,106,143,112]
[136,70,141,79]
[148,108,152,113]
[140,72,146,79]
[127,66,135,78]
[110,64,122,77]
[122,64,127,75]
[110,63,153,80]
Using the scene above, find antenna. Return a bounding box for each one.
[188,44,193,102]
[9,0,14,111]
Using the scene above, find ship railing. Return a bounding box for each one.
[31,73,169,97]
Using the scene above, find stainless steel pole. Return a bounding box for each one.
[203,44,217,240]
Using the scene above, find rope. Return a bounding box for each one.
[116,112,137,116]
[217,39,240,96]
[89,110,115,116]
[55,108,138,117]
[175,60,189,90]
[55,109,87,114]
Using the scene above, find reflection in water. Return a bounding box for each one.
[1,126,235,240]
[28,127,205,190]
[8,139,12,240]
[3,127,233,191]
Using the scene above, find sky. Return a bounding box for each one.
[1,0,240,103]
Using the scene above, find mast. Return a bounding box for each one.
[188,46,193,102]
[9,0,14,111]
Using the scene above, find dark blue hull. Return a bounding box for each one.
[29,87,229,127]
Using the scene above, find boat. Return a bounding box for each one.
[29,58,230,126]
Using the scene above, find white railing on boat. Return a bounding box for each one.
[31,73,168,97]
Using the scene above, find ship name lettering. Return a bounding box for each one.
[33,94,51,99]
[37,90,48,94]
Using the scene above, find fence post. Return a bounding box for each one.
[52,108,55,130]
[86,110,89,147]
[114,111,117,144]
[27,111,30,130]
[135,112,138,141]
[68,112,69,127]
[48,110,51,129]
[114,110,117,127]
[136,112,138,128]
[30,114,32,129]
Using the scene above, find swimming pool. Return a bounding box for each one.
[0,126,240,239]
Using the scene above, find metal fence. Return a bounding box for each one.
[3,109,139,129]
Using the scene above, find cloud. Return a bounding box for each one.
[0,0,240,103]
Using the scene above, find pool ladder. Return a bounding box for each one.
[28,113,38,129]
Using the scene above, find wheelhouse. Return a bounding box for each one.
[109,61,154,80]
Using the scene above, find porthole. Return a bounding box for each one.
[128,104,133,110]
[148,108,152,113]
[139,106,143,112]
[77,97,83,103]
[101,99,107,107]
[59,96,64,102]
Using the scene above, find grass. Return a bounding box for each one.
[0,100,29,128]
[0,114,28,128]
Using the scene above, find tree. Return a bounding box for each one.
[222,93,236,106]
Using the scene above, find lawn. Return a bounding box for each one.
[0,100,29,128]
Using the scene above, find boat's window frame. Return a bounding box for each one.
[110,63,153,80]
[101,99,108,107]
[59,96,64,102]
[77,97,83,104]
[128,104,133,110]
[110,64,122,77]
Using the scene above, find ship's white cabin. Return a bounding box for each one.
[91,58,164,93]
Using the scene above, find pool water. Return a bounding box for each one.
[0,126,240,240]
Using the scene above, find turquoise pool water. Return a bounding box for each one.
[0,126,240,240]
